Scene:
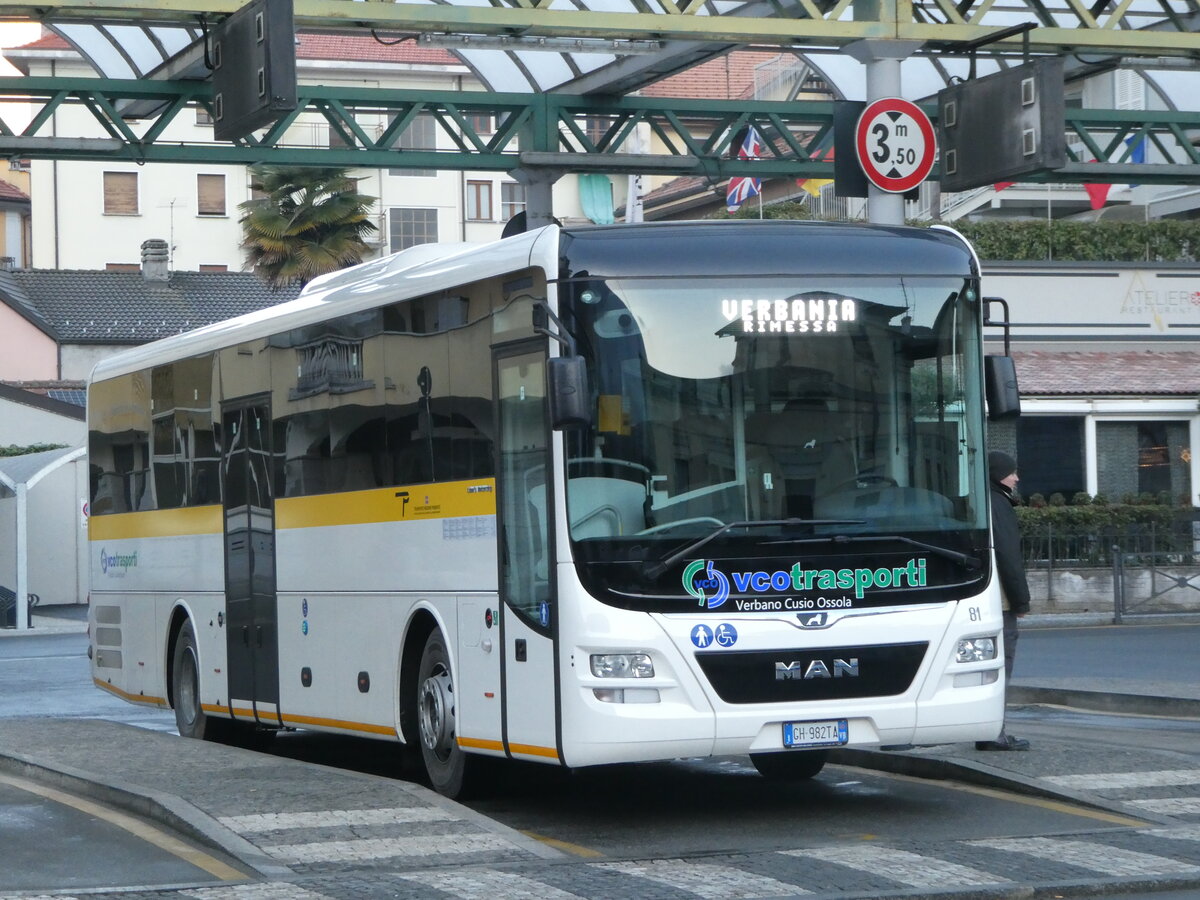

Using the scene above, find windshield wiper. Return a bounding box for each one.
[833,534,982,570]
[645,518,865,580]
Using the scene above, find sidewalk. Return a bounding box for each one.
[0,601,89,635]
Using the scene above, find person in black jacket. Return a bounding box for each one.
[977,450,1032,752]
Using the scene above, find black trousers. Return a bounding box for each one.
[1002,609,1020,682]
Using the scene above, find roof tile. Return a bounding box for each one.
[1012,350,1200,395]
[1,270,301,345]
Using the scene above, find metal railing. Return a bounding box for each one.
[1022,521,1198,570]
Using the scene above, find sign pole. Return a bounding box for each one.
[865,57,905,225]
[843,40,923,226]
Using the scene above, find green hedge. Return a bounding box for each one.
[1015,503,1184,534]
[1016,503,1196,566]
[0,443,68,457]
[728,202,1200,263]
[950,220,1200,263]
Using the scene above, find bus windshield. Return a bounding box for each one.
[560,274,990,613]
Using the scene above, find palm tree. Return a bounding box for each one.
[239,166,378,288]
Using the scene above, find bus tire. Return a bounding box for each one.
[750,749,827,780]
[172,619,223,741]
[416,629,474,798]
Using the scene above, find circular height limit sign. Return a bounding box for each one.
[855,97,936,193]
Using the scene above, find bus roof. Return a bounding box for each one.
[87,221,977,386]
[87,225,558,385]
[557,220,977,280]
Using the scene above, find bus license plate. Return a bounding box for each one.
[782,719,848,749]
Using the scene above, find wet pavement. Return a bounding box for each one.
[2,605,1200,899]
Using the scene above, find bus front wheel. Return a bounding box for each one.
[172,620,222,740]
[416,630,474,798]
[750,749,827,780]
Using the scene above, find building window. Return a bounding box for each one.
[584,115,614,146]
[389,208,438,252]
[501,182,526,221]
[1016,416,1085,502]
[103,172,138,215]
[389,114,436,177]
[466,181,493,222]
[1098,420,1191,504]
[197,174,226,216]
[468,113,494,136]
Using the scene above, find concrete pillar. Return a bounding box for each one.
[511,169,560,230]
[15,482,27,630]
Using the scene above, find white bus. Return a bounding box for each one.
[88,220,1015,797]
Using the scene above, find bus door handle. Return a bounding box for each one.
[241,625,249,646]
[256,626,263,648]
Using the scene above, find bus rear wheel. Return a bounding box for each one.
[172,619,224,740]
[416,630,475,798]
[750,749,827,780]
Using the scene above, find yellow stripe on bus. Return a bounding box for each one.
[458,736,505,753]
[89,506,222,541]
[276,479,497,530]
[94,678,167,706]
[85,478,497,540]
[508,742,561,760]
[459,736,559,760]
[278,712,397,736]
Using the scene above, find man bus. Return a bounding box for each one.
[88,221,1012,797]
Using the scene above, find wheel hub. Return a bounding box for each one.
[418,664,454,755]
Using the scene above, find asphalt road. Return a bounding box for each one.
[1016,622,1200,695]
[3,624,1200,898]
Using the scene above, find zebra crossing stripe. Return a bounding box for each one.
[182,884,334,900]
[219,807,458,833]
[261,833,518,863]
[1129,797,1200,815]
[593,859,810,897]
[397,870,587,899]
[968,837,1200,876]
[1042,770,1200,790]
[1147,824,1200,841]
[781,845,1004,887]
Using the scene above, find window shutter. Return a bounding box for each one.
[103,172,138,215]
[197,174,227,216]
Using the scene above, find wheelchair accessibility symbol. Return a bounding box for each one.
[714,623,738,647]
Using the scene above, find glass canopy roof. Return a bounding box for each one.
[37,0,1200,104]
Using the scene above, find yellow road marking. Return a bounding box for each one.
[521,830,605,857]
[863,767,1151,827]
[0,772,249,881]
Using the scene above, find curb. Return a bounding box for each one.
[1009,685,1200,719]
[803,872,1200,900]
[0,749,292,878]
[828,747,1179,827]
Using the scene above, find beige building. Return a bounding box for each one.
[2,31,600,274]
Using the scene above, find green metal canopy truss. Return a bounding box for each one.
[0,77,1198,183]
[3,0,1200,57]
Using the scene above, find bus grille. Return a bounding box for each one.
[695,642,928,704]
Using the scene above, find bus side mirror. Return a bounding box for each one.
[984,356,1021,420]
[548,356,591,430]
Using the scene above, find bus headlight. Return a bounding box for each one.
[955,637,997,663]
[590,653,654,678]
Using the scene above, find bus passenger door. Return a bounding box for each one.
[494,346,561,764]
[221,398,280,726]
